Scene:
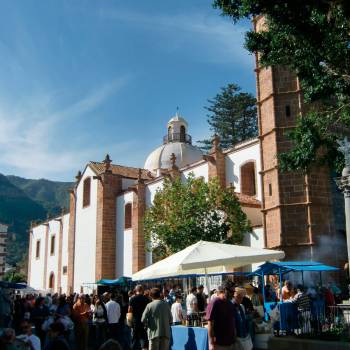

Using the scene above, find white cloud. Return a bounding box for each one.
[0,77,130,180]
[99,9,252,65]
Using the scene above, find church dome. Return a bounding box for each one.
[144,113,203,173]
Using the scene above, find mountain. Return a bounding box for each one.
[7,175,72,215]
[0,174,72,266]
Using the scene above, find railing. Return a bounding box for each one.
[163,133,192,144]
[271,304,350,341]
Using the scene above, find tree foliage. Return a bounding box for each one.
[144,174,251,258]
[3,270,26,283]
[198,84,257,151]
[213,0,350,172]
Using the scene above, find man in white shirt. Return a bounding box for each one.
[186,287,198,325]
[105,293,121,342]
[19,320,41,350]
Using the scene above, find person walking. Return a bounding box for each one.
[44,321,71,350]
[232,287,253,350]
[93,296,108,348]
[30,297,50,345]
[141,288,172,350]
[196,285,206,313]
[19,319,41,350]
[73,294,91,350]
[206,283,237,350]
[186,287,198,325]
[170,294,184,325]
[129,285,150,350]
[105,293,121,342]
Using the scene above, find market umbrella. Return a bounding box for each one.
[132,240,285,281]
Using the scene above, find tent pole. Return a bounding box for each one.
[319,271,322,286]
[301,271,304,286]
[279,268,283,303]
[204,268,210,297]
[261,272,267,320]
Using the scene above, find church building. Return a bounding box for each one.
[28,114,265,294]
[27,18,348,292]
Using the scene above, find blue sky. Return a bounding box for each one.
[0,0,255,181]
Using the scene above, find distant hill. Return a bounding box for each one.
[0,174,72,266]
[7,175,72,214]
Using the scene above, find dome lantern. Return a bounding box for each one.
[164,111,191,144]
[144,111,203,174]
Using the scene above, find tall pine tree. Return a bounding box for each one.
[199,84,258,151]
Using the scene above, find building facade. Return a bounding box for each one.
[254,16,347,269]
[0,223,8,281]
[28,116,265,293]
[27,22,348,291]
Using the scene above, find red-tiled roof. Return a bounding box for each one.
[235,193,261,208]
[89,162,152,180]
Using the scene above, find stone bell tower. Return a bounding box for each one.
[254,16,346,269]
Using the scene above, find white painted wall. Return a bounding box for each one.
[46,220,60,292]
[242,227,265,272]
[116,191,134,278]
[145,180,164,208]
[181,162,208,182]
[60,213,70,294]
[122,178,136,190]
[29,225,47,290]
[225,141,262,200]
[74,166,98,293]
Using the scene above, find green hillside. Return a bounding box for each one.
[0,174,72,266]
[7,175,72,216]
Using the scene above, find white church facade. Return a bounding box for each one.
[28,115,264,294]
[28,42,348,292]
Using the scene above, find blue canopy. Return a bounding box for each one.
[0,281,27,289]
[96,277,131,285]
[251,261,339,276]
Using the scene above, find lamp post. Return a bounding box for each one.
[335,137,350,279]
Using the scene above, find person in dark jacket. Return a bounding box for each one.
[30,297,50,344]
[44,321,70,350]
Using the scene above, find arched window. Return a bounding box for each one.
[180,125,186,142]
[49,272,55,289]
[83,177,91,207]
[125,203,132,229]
[240,161,256,196]
[50,235,55,255]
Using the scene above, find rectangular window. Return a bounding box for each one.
[269,183,272,196]
[285,105,291,117]
[50,236,55,255]
[36,240,41,259]
[83,177,91,208]
[62,266,67,275]
[124,203,132,229]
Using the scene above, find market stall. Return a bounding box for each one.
[251,261,340,331]
[132,241,285,350]
[96,276,131,294]
[132,240,285,280]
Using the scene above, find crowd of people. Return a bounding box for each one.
[0,279,344,350]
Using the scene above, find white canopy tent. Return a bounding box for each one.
[132,240,285,281]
